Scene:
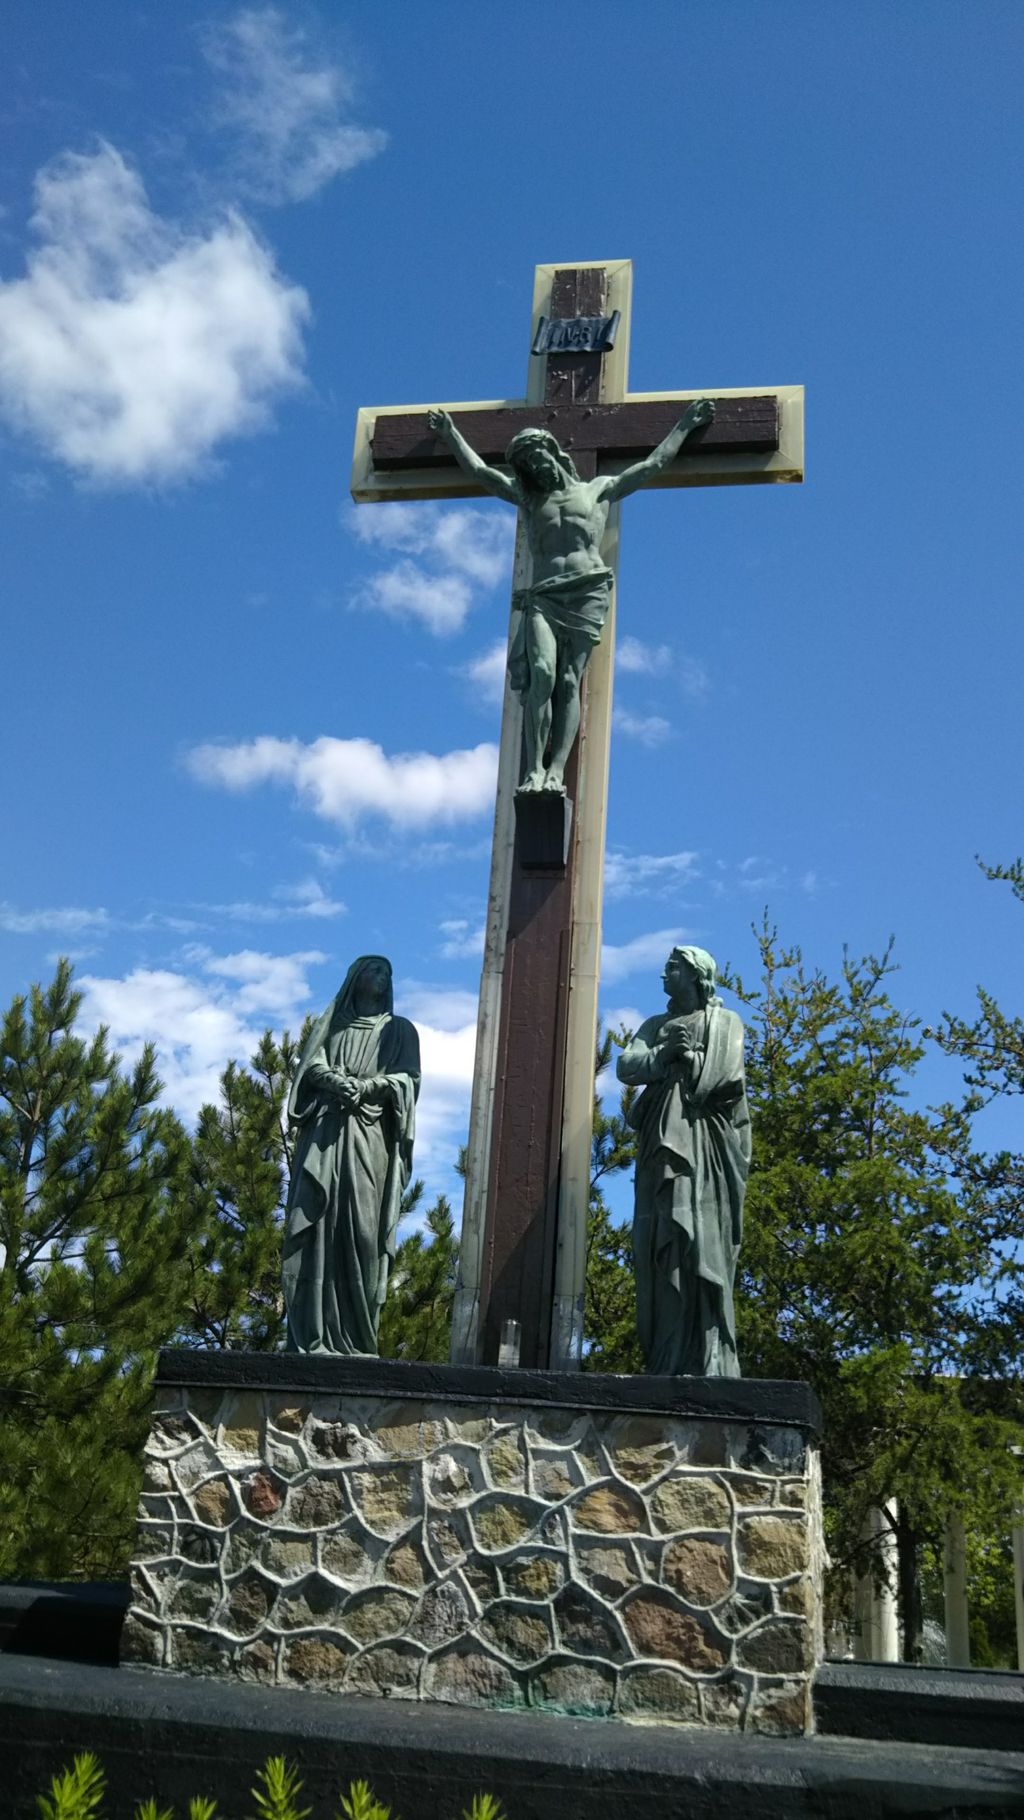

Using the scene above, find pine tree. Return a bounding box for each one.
[583,1027,641,1372]
[0,961,192,1578]
[728,920,1023,1658]
[377,1181,459,1363]
[177,1031,303,1351]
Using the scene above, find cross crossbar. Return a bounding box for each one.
[370,395,778,471]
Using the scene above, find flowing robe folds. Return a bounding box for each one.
[282,982,419,1356]
[617,1002,751,1376]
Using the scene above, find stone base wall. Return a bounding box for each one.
[125,1354,823,1735]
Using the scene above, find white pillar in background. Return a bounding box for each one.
[1013,1517,1024,1673]
[942,1512,971,1667]
[853,1503,899,1662]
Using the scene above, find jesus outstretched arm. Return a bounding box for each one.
[600,397,715,502]
[427,409,520,507]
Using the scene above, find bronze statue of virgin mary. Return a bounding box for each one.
[282,955,420,1355]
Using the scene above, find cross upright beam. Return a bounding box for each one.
[351,260,803,1370]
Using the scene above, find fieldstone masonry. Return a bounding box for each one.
[125,1354,823,1735]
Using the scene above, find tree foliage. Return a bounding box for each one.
[0,962,192,1578]
[725,919,1023,1654]
[377,1180,458,1364]
[177,1032,301,1352]
[583,1027,641,1373]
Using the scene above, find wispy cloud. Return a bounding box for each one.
[613,707,672,747]
[0,143,308,485]
[203,6,387,205]
[77,952,474,1196]
[0,903,111,935]
[350,503,512,587]
[616,635,709,702]
[187,733,498,831]
[399,982,479,1191]
[604,849,700,901]
[678,655,710,700]
[461,640,508,706]
[349,503,514,638]
[601,927,688,984]
[353,561,472,637]
[709,855,822,900]
[8,470,50,502]
[80,947,322,1123]
[204,878,347,922]
[617,635,671,675]
[439,918,485,959]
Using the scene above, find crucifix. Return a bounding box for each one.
[352,260,803,1372]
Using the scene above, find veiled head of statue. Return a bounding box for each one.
[334,954,394,1019]
[504,427,579,490]
[665,944,718,1006]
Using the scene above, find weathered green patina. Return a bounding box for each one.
[427,400,714,794]
[617,947,751,1376]
[282,957,420,1355]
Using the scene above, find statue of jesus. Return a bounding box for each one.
[427,399,714,793]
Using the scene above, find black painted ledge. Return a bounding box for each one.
[155,1349,823,1436]
[0,1582,128,1666]
[816,1657,1024,1754]
[3,1654,1024,1820]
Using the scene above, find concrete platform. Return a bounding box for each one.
[816,1657,1024,1754]
[3,1652,1024,1820]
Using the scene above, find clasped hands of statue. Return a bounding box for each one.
[658,1024,704,1075]
[312,1069,388,1113]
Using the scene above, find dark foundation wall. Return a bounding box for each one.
[4,1653,1024,1820]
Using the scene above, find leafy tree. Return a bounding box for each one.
[0,962,192,1579]
[583,1027,641,1373]
[176,1032,302,1351]
[726,920,1023,1658]
[931,858,1024,1105]
[377,1180,459,1363]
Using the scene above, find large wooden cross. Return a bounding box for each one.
[352,260,803,1371]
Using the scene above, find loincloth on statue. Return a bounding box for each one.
[507,568,614,696]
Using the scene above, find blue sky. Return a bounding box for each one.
[1,1,1021,1210]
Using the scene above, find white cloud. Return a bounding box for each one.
[203,6,387,205]
[601,1003,644,1039]
[461,640,508,707]
[616,636,709,701]
[399,983,479,1192]
[202,878,347,923]
[75,953,475,1199]
[0,902,111,935]
[187,733,498,830]
[199,946,325,1016]
[273,878,347,918]
[400,985,479,1031]
[678,655,710,700]
[439,919,486,960]
[604,849,700,901]
[618,635,671,675]
[350,503,513,587]
[0,143,308,484]
[353,560,473,636]
[349,503,513,638]
[601,928,688,984]
[79,947,321,1123]
[613,708,672,747]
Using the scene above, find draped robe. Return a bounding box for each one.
[282,972,419,1356]
[617,999,751,1376]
